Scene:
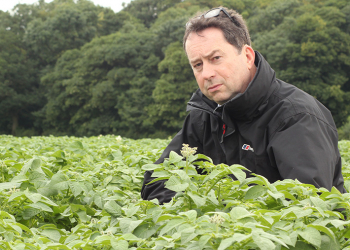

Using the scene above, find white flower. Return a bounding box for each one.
[209,213,225,225]
[180,144,197,158]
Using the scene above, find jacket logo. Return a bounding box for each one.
[242,144,254,152]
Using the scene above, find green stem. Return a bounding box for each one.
[218,184,221,204]
[205,179,221,195]
[185,158,189,174]
[1,163,4,182]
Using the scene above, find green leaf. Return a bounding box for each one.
[159,218,185,236]
[22,207,41,220]
[179,210,197,222]
[287,240,316,250]
[267,190,284,200]
[119,218,143,234]
[76,210,91,223]
[207,189,219,205]
[307,225,335,241]
[111,239,128,250]
[21,158,41,175]
[171,169,191,181]
[320,234,340,250]
[142,163,161,171]
[29,171,46,182]
[124,204,140,217]
[68,141,84,150]
[49,172,68,186]
[69,182,84,197]
[197,235,212,249]
[9,224,22,235]
[329,219,350,228]
[51,150,65,158]
[29,202,53,212]
[133,224,159,239]
[187,192,206,207]
[228,165,247,182]
[8,192,25,202]
[294,208,313,219]
[252,233,275,250]
[0,182,21,191]
[244,185,267,200]
[309,196,328,210]
[230,207,251,220]
[298,227,322,248]
[203,169,221,183]
[67,141,85,154]
[218,234,251,250]
[169,151,184,163]
[104,200,122,217]
[196,154,213,163]
[181,228,198,244]
[24,192,42,203]
[260,231,289,248]
[41,229,61,242]
[147,177,169,185]
[156,214,178,223]
[164,176,189,192]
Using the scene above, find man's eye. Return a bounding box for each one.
[193,62,202,68]
[213,56,221,61]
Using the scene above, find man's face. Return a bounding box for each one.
[185,27,255,105]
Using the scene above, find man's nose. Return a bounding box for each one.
[201,62,216,80]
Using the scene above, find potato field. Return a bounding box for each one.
[1,135,350,249]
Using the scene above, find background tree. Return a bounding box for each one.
[39,16,162,138]
[146,42,198,138]
[250,0,350,125]
[0,9,44,135]
[1,0,350,138]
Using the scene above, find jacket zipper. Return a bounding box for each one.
[187,102,222,117]
[221,124,226,143]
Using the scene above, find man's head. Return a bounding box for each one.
[184,7,256,105]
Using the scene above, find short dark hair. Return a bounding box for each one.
[183,7,251,53]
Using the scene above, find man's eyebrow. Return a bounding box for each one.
[189,49,222,64]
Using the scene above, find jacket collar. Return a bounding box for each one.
[187,51,277,122]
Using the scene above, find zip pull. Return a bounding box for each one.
[220,124,226,143]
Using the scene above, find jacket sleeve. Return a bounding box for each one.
[141,111,205,204]
[267,113,345,192]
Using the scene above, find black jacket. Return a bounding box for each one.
[141,52,345,204]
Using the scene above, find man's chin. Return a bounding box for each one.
[213,98,228,106]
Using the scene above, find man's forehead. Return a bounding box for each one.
[188,49,222,63]
[186,29,231,62]
[187,28,224,42]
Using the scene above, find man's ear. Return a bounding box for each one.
[244,45,255,70]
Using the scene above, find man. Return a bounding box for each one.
[141,7,345,204]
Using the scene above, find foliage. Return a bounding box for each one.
[250,0,350,126]
[39,19,161,138]
[0,10,44,136]
[146,42,198,137]
[0,135,350,249]
[338,116,350,140]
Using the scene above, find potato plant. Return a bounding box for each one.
[0,135,350,250]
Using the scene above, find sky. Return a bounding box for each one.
[0,0,133,13]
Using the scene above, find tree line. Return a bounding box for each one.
[1,0,349,139]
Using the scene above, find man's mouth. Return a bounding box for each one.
[208,84,222,92]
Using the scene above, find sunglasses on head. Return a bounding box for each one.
[186,7,248,42]
[201,7,241,27]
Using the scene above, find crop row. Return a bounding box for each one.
[0,135,350,249]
